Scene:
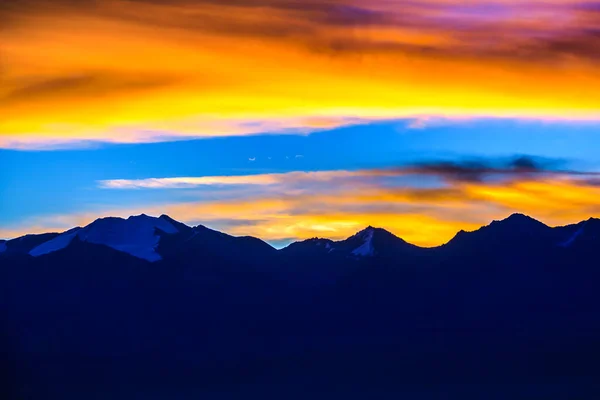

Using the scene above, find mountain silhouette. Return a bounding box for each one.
[5,212,598,263]
[1,213,600,399]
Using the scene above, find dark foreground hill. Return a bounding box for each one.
[1,214,600,399]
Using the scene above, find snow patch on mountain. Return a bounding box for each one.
[29,215,179,262]
[29,228,81,257]
[313,239,333,248]
[352,228,375,257]
[560,223,586,247]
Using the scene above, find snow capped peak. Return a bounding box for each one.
[351,227,375,257]
[355,226,391,237]
[29,214,180,261]
[29,228,81,257]
[343,226,410,257]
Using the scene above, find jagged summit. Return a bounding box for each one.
[29,214,181,262]
[159,214,192,232]
[281,237,335,256]
[351,227,375,256]
[446,213,559,252]
[335,226,412,258]
[491,213,548,228]
[282,226,407,258]
[450,213,549,238]
[349,226,398,238]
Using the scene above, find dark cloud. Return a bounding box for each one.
[2,73,181,104]
[581,178,600,186]
[369,156,575,183]
[510,156,541,171]
[509,30,600,62]
[4,75,98,102]
[5,0,600,63]
[578,2,600,12]
[314,4,392,26]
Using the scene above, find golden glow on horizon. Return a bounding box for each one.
[4,171,600,247]
[2,0,600,148]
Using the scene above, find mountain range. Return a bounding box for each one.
[2,212,598,264]
[1,213,600,399]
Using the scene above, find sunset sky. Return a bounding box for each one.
[2,0,600,246]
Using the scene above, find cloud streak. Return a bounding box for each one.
[99,170,361,189]
[2,0,600,148]
[98,156,587,189]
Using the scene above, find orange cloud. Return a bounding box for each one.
[1,0,600,148]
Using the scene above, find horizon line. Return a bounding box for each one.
[2,212,598,250]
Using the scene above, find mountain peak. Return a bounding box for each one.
[505,213,540,223]
[351,227,376,256]
[354,225,393,237]
[447,213,552,249]
[29,214,181,261]
[159,214,191,232]
[281,237,335,255]
[129,213,149,219]
[353,226,375,237]
[491,213,548,229]
[507,212,528,219]
[342,226,409,257]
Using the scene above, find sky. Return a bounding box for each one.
[1,0,600,247]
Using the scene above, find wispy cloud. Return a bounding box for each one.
[99,174,281,189]
[98,170,361,189]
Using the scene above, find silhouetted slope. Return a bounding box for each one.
[1,232,59,255]
[1,213,600,399]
